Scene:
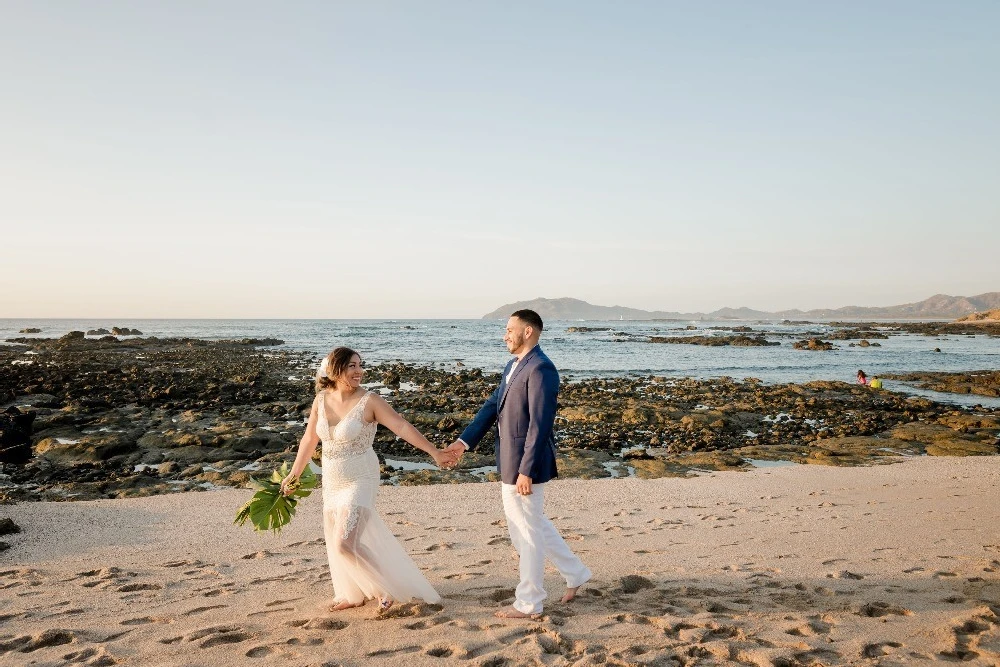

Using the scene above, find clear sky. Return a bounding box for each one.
[2,2,998,318]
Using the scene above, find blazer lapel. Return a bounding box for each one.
[499,347,537,411]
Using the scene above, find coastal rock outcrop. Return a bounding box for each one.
[793,339,835,351]
[648,335,779,347]
[0,407,35,464]
[566,326,613,333]
[1,337,998,501]
[883,370,1000,398]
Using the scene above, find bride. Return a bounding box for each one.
[280,346,456,612]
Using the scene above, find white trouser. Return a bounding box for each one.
[501,482,592,614]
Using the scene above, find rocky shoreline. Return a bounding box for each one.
[883,370,1000,398]
[1,336,998,502]
[565,320,994,351]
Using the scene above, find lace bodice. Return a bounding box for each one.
[316,390,378,459]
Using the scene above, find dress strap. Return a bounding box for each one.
[355,390,371,411]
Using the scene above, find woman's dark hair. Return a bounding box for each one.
[511,309,544,332]
[316,347,361,392]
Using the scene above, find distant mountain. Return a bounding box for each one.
[481,298,691,321]
[481,293,1000,321]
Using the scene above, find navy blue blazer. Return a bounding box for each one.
[459,345,559,485]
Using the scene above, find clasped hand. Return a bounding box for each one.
[430,440,467,469]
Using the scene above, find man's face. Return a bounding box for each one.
[504,316,529,354]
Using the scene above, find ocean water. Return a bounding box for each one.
[3,318,998,405]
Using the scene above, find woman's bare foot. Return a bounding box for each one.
[328,600,364,612]
[561,585,582,603]
[494,606,540,619]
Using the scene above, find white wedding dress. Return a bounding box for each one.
[315,389,440,606]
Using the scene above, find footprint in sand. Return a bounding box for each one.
[73,567,127,589]
[245,645,277,658]
[121,615,174,626]
[405,615,452,631]
[366,645,421,658]
[483,588,516,604]
[303,618,348,630]
[478,657,509,667]
[161,624,253,649]
[0,628,76,653]
[266,597,303,607]
[807,613,837,634]
[863,641,903,658]
[286,538,324,547]
[161,559,204,568]
[773,648,842,667]
[859,601,913,618]
[376,602,444,620]
[63,645,120,665]
[940,615,997,662]
[117,582,163,593]
[183,605,228,616]
[248,607,294,617]
[828,570,865,580]
[38,606,86,620]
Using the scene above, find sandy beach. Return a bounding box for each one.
[2,456,999,666]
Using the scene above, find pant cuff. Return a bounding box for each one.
[513,600,542,614]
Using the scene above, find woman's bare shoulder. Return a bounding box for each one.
[366,391,390,408]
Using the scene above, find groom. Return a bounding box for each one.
[446,309,591,619]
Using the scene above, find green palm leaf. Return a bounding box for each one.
[233,463,318,534]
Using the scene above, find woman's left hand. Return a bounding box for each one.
[431,449,455,469]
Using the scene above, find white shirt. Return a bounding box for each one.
[506,359,519,384]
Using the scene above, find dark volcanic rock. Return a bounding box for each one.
[824,328,889,341]
[111,327,143,336]
[883,370,1000,398]
[830,321,1000,338]
[87,328,111,336]
[793,338,835,351]
[566,327,613,333]
[18,328,41,334]
[0,407,35,464]
[215,338,283,346]
[648,335,779,347]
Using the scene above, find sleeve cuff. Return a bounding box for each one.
[457,439,470,451]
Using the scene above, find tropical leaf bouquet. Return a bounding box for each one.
[234,462,318,534]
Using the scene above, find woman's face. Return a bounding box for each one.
[338,354,364,389]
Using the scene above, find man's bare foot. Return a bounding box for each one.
[328,600,364,612]
[494,606,540,619]
[561,585,582,603]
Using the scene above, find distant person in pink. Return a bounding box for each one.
[857,370,868,385]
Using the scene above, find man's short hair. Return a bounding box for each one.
[511,309,544,332]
